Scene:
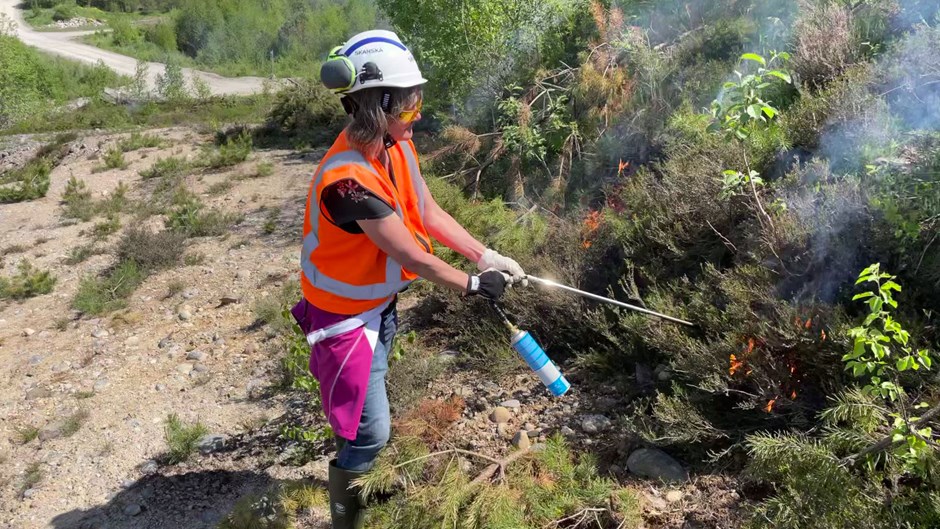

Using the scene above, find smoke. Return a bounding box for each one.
[782,4,940,303]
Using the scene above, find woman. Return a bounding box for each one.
[290,29,527,528]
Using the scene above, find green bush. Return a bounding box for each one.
[145,20,177,51]
[260,79,346,148]
[52,3,77,22]
[98,146,128,171]
[140,156,189,179]
[116,226,186,271]
[109,16,141,46]
[198,129,252,168]
[163,413,208,464]
[165,197,238,237]
[72,260,144,314]
[90,213,121,240]
[64,243,106,265]
[0,260,56,300]
[119,131,164,151]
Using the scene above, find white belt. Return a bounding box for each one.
[305,298,393,346]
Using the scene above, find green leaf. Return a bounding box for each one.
[882,281,901,292]
[746,104,761,120]
[761,105,777,119]
[897,357,912,371]
[853,291,876,301]
[766,70,792,84]
[741,53,766,66]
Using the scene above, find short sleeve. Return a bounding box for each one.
[321,178,394,233]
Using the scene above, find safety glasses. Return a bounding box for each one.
[398,99,423,123]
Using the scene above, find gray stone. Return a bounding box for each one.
[176,363,193,375]
[23,328,35,337]
[193,363,208,373]
[178,309,192,321]
[500,399,521,409]
[122,480,135,489]
[560,426,576,437]
[626,448,688,483]
[186,350,206,361]
[28,355,43,365]
[51,361,72,373]
[26,386,51,400]
[158,337,172,349]
[489,407,511,424]
[496,423,511,437]
[93,378,110,392]
[22,488,38,499]
[665,490,684,503]
[123,503,142,516]
[580,414,612,434]
[154,384,166,392]
[512,430,531,449]
[125,336,140,347]
[140,460,158,475]
[197,434,228,454]
[235,270,251,280]
[91,328,109,338]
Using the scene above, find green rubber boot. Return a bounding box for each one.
[328,459,366,529]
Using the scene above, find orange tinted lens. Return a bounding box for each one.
[399,99,423,122]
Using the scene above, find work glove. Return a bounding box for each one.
[466,270,509,300]
[477,249,528,287]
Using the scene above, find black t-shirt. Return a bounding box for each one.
[321,178,394,234]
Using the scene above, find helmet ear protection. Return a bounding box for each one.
[321,46,387,95]
[320,46,356,93]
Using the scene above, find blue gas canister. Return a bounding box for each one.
[510,327,570,397]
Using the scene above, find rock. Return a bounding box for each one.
[489,407,511,424]
[580,414,612,434]
[235,270,251,280]
[93,378,110,392]
[635,363,654,391]
[626,448,688,483]
[609,464,623,475]
[140,460,158,475]
[23,328,35,337]
[496,423,511,437]
[125,336,140,347]
[91,328,109,338]
[438,350,459,362]
[560,426,576,437]
[123,503,142,516]
[122,480,135,489]
[512,430,531,449]
[500,399,521,409]
[216,297,239,308]
[244,343,257,354]
[193,363,208,373]
[28,355,43,365]
[26,386,51,400]
[178,309,192,321]
[198,434,228,454]
[22,488,38,499]
[186,350,206,361]
[51,361,72,373]
[158,337,173,349]
[643,491,668,511]
[154,384,166,392]
[176,363,194,375]
[665,490,684,503]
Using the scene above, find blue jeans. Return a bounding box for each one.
[335,304,397,472]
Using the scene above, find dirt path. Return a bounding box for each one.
[0,128,327,528]
[0,0,268,96]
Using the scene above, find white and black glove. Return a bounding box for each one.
[477,249,527,287]
[466,270,509,300]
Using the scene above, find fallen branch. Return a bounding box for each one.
[706,219,738,253]
[470,443,543,486]
[843,401,940,466]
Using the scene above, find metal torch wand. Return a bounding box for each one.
[525,275,695,327]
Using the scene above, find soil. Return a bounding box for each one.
[0,127,745,529]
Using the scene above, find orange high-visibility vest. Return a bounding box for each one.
[301,131,433,315]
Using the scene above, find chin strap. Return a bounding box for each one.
[383,134,396,149]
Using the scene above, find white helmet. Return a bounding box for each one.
[320,30,427,94]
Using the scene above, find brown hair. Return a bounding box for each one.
[345,86,422,152]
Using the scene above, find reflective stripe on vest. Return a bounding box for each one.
[301,145,426,301]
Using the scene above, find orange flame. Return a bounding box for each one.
[729,354,745,376]
[765,398,777,413]
[617,159,630,177]
[820,329,827,341]
[804,318,813,329]
[582,240,593,249]
[746,337,756,355]
[790,391,797,399]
